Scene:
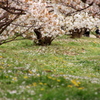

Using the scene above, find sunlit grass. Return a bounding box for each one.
[0,36,100,100]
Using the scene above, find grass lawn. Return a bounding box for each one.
[0,35,100,100]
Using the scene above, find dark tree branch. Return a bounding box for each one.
[65,2,93,16]
[0,15,20,34]
[0,34,22,45]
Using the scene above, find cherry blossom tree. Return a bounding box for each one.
[0,0,25,45]
[0,0,64,45]
[0,0,100,45]
[50,0,100,38]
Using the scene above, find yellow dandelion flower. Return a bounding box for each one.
[7,64,11,67]
[53,69,56,72]
[28,70,33,74]
[39,82,43,85]
[57,79,61,82]
[44,83,47,85]
[88,75,90,77]
[23,76,28,79]
[60,72,64,75]
[62,61,66,63]
[0,56,2,58]
[12,77,17,81]
[40,88,44,91]
[71,80,79,86]
[64,76,67,78]
[1,62,4,65]
[0,66,4,69]
[37,74,40,77]
[71,71,74,73]
[11,81,14,83]
[77,81,81,85]
[52,78,56,80]
[68,85,73,88]
[47,76,52,79]
[78,87,84,90]
[6,76,8,78]
[32,82,37,87]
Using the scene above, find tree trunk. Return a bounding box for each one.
[70,28,84,38]
[34,28,53,46]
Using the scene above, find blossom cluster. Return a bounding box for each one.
[0,0,100,44]
[63,12,100,33]
[15,1,64,38]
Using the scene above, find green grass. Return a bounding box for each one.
[0,36,100,100]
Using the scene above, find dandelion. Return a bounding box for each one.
[71,71,74,73]
[23,76,28,79]
[71,80,79,86]
[37,74,40,77]
[52,78,56,80]
[57,79,61,82]
[12,77,17,81]
[53,69,56,72]
[47,76,52,79]
[32,82,37,87]
[7,64,11,67]
[12,77,17,82]
[44,83,47,85]
[60,72,64,75]
[1,62,4,65]
[39,82,43,85]
[0,56,2,58]
[77,81,81,85]
[0,66,4,69]
[40,88,44,91]
[78,87,84,90]
[28,70,33,74]
[67,85,73,88]
[6,76,8,78]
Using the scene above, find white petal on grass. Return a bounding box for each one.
[8,90,17,94]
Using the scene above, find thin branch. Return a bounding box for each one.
[0,34,22,45]
[62,2,93,16]
[0,15,20,34]
[0,6,25,14]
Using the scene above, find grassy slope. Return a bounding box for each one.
[0,36,100,100]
